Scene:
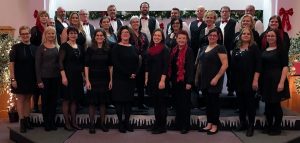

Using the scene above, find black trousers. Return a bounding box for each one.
[153,94,167,129]
[115,102,132,125]
[203,90,220,125]
[41,77,59,127]
[173,82,191,130]
[226,51,234,93]
[136,65,145,106]
[236,91,256,126]
[265,102,283,129]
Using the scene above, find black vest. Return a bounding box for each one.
[190,20,206,54]
[148,17,156,34]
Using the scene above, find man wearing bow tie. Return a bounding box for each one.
[189,5,207,60]
[139,2,159,42]
[79,9,95,47]
[55,7,69,45]
[107,5,123,34]
[216,6,236,96]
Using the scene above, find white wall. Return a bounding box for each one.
[0,0,44,37]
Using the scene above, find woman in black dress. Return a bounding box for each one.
[169,30,194,134]
[35,26,60,131]
[59,26,85,131]
[260,15,290,51]
[111,26,139,133]
[145,29,169,134]
[9,26,37,133]
[260,29,290,135]
[199,28,228,135]
[61,12,87,48]
[129,16,149,109]
[84,29,112,133]
[231,28,261,137]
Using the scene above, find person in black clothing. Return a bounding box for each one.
[260,29,290,135]
[199,28,228,135]
[165,18,183,49]
[129,16,149,109]
[9,26,37,133]
[260,15,290,52]
[55,7,69,45]
[107,4,123,34]
[169,30,194,134]
[100,16,118,48]
[59,26,85,131]
[145,29,169,134]
[231,28,261,137]
[111,26,139,133]
[84,29,112,133]
[35,26,60,131]
[31,10,49,113]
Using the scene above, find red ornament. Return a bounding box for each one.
[279,8,293,31]
[159,23,164,30]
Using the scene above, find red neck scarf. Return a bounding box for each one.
[148,43,164,56]
[168,44,188,82]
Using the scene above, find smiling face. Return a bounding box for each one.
[19,29,31,43]
[241,28,251,43]
[152,30,163,44]
[100,17,111,30]
[120,29,130,41]
[207,31,218,44]
[171,9,180,19]
[176,33,188,46]
[95,31,105,44]
[140,3,149,16]
[45,29,56,42]
[220,7,230,20]
[79,11,89,23]
[196,7,205,19]
[269,18,279,30]
[107,6,117,19]
[39,14,49,24]
[172,19,181,32]
[68,30,78,42]
[70,13,80,25]
[266,31,277,46]
[204,13,216,26]
[241,16,252,29]
[130,18,140,31]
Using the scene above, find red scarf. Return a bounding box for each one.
[168,44,187,82]
[148,43,164,56]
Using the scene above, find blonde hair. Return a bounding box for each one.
[236,27,256,48]
[38,10,49,18]
[240,14,255,30]
[204,10,217,20]
[68,12,86,37]
[19,26,30,35]
[42,26,59,48]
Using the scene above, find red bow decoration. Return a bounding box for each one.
[33,10,38,18]
[279,8,293,31]
[159,23,164,30]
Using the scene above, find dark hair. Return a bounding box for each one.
[220,6,231,12]
[91,28,110,51]
[117,25,134,43]
[99,16,114,34]
[207,28,218,36]
[177,30,190,41]
[67,26,79,35]
[170,18,183,33]
[149,29,165,47]
[140,2,150,9]
[172,7,180,12]
[267,15,283,30]
[266,29,283,52]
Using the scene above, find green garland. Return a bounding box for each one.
[66,10,263,21]
[289,32,300,94]
[0,34,16,84]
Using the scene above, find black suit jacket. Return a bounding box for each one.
[216,19,236,52]
[55,18,68,45]
[189,20,206,59]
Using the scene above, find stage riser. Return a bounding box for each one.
[28,114,300,130]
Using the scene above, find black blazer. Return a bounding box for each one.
[189,20,206,59]
[55,18,68,45]
[216,19,237,52]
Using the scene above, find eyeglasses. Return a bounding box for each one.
[20,33,30,36]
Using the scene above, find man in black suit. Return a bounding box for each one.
[189,5,207,60]
[55,7,68,45]
[216,6,236,96]
[79,9,95,47]
[107,5,123,34]
[139,2,159,42]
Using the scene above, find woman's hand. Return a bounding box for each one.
[277,82,284,92]
[62,77,68,86]
[158,80,165,90]
[130,74,136,79]
[210,77,218,86]
[252,80,258,91]
[186,84,192,90]
[108,80,112,90]
[85,80,91,90]
[38,82,44,89]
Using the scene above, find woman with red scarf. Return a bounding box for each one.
[260,15,290,52]
[169,30,194,134]
[145,29,169,134]
[199,28,228,135]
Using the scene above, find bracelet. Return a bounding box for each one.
[11,78,16,82]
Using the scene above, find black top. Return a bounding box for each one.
[170,47,194,84]
[231,44,261,92]
[111,44,139,81]
[165,33,178,49]
[77,32,87,48]
[216,19,237,52]
[190,20,206,59]
[260,48,290,103]
[199,45,227,93]
[9,42,37,94]
[55,18,68,45]
[30,26,43,47]
[35,45,60,83]
[260,30,290,51]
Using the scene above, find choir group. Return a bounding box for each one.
[9,2,290,137]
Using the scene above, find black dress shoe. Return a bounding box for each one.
[89,122,96,134]
[101,124,109,132]
[126,124,134,132]
[198,127,211,132]
[180,129,189,134]
[152,128,166,134]
[207,128,218,135]
[246,127,254,137]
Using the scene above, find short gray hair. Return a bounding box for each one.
[129,16,140,24]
